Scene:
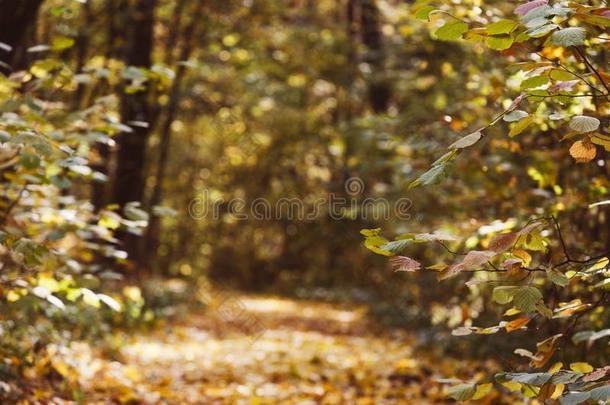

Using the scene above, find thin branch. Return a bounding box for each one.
[572,46,610,99]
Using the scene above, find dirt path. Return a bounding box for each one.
[70,294,479,404]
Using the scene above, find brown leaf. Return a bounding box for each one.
[389,256,421,272]
[461,250,496,268]
[583,366,610,382]
[517,222,542,236]
[489,232,517,253]
[437,263,464,280]
[502,258,522,272]
[569,138,597,163]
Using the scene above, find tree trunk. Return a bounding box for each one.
[0,0,44,74]
[111,0,157,267]
[360,0,390,113]
[144,1,205,272]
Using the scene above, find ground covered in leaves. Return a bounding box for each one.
[18,294,504,404]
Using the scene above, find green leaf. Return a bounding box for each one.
[547,269,569,287]
[486,19,519,35]
[448,131,482,149]
[528,24,558,38]
[447,383,476,401]
[503,110,529,122]
[486,35,514,50]
[521,75,549,90]
[492,286,520,305]
[435,21,469,41]
[509,116,534,137]
[380,239,410,254]
[559,392,591,405]
[551,27,586,47]
[20,153,40,169]
[409,163,447,189]
[513,286,543,313]
[414,5,435,20]
[497,371,552,386]
[569,115,600,133]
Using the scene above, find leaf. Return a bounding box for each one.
[489,232,517,253]
[551,27,587,47]
[509,116,534,137]
[513,286,543,313]
[583,366,610,382]
[389,256,421,272]
[569,139,596,163]
[435,21,469,41]
[569,362,593,373]
[590,385,610,402]
[447,383,476,401]
[462,250,496,268]
[521,75,549,90]
[409,163,447,189]
[381,239,411,254]
[505,317,530,332]
[497,371,552,386]
[27,44,51,53]
[515,0,548,17]
[569,115,600,133]
[487,19,519,35]
[472,383,493,400]
[486,35,514,50]
[448,131,482,149]
[559,391,590,405]
[414,5,435,20]
[591,134,610,152]
[503,110,529,122]
[46,294,66,310]
[452,326,474,336]
[492,286,520,305]
[528,23,559,38]
[547,269,569,287]
[51,36,75,51]
[98,294,122,311]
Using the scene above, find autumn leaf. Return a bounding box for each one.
[489,232,517,253]
[389,256,421,272]
[505,317,530,332]
[569,139,596,163]
[462,250,496,268]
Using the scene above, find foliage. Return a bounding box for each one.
[364,0,610,402]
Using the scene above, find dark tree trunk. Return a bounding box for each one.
[360,0,390,113]
[0,0,44,74]
[92,0,127,210]
[111,0,157,266]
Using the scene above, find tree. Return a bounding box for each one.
[0,0,45,73]
[112,0,157,266]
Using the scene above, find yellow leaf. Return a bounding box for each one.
[513,249,532,267]
[7,290,21,302]
[551,384,565,400]
[472,383,493,400]
[591,134,610,151]
[504,307,521,316]
[570,362,594,373]
[548,362,563,373]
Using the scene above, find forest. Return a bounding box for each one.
[0,0,609,403]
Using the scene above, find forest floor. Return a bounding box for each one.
[47,293,496,404]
